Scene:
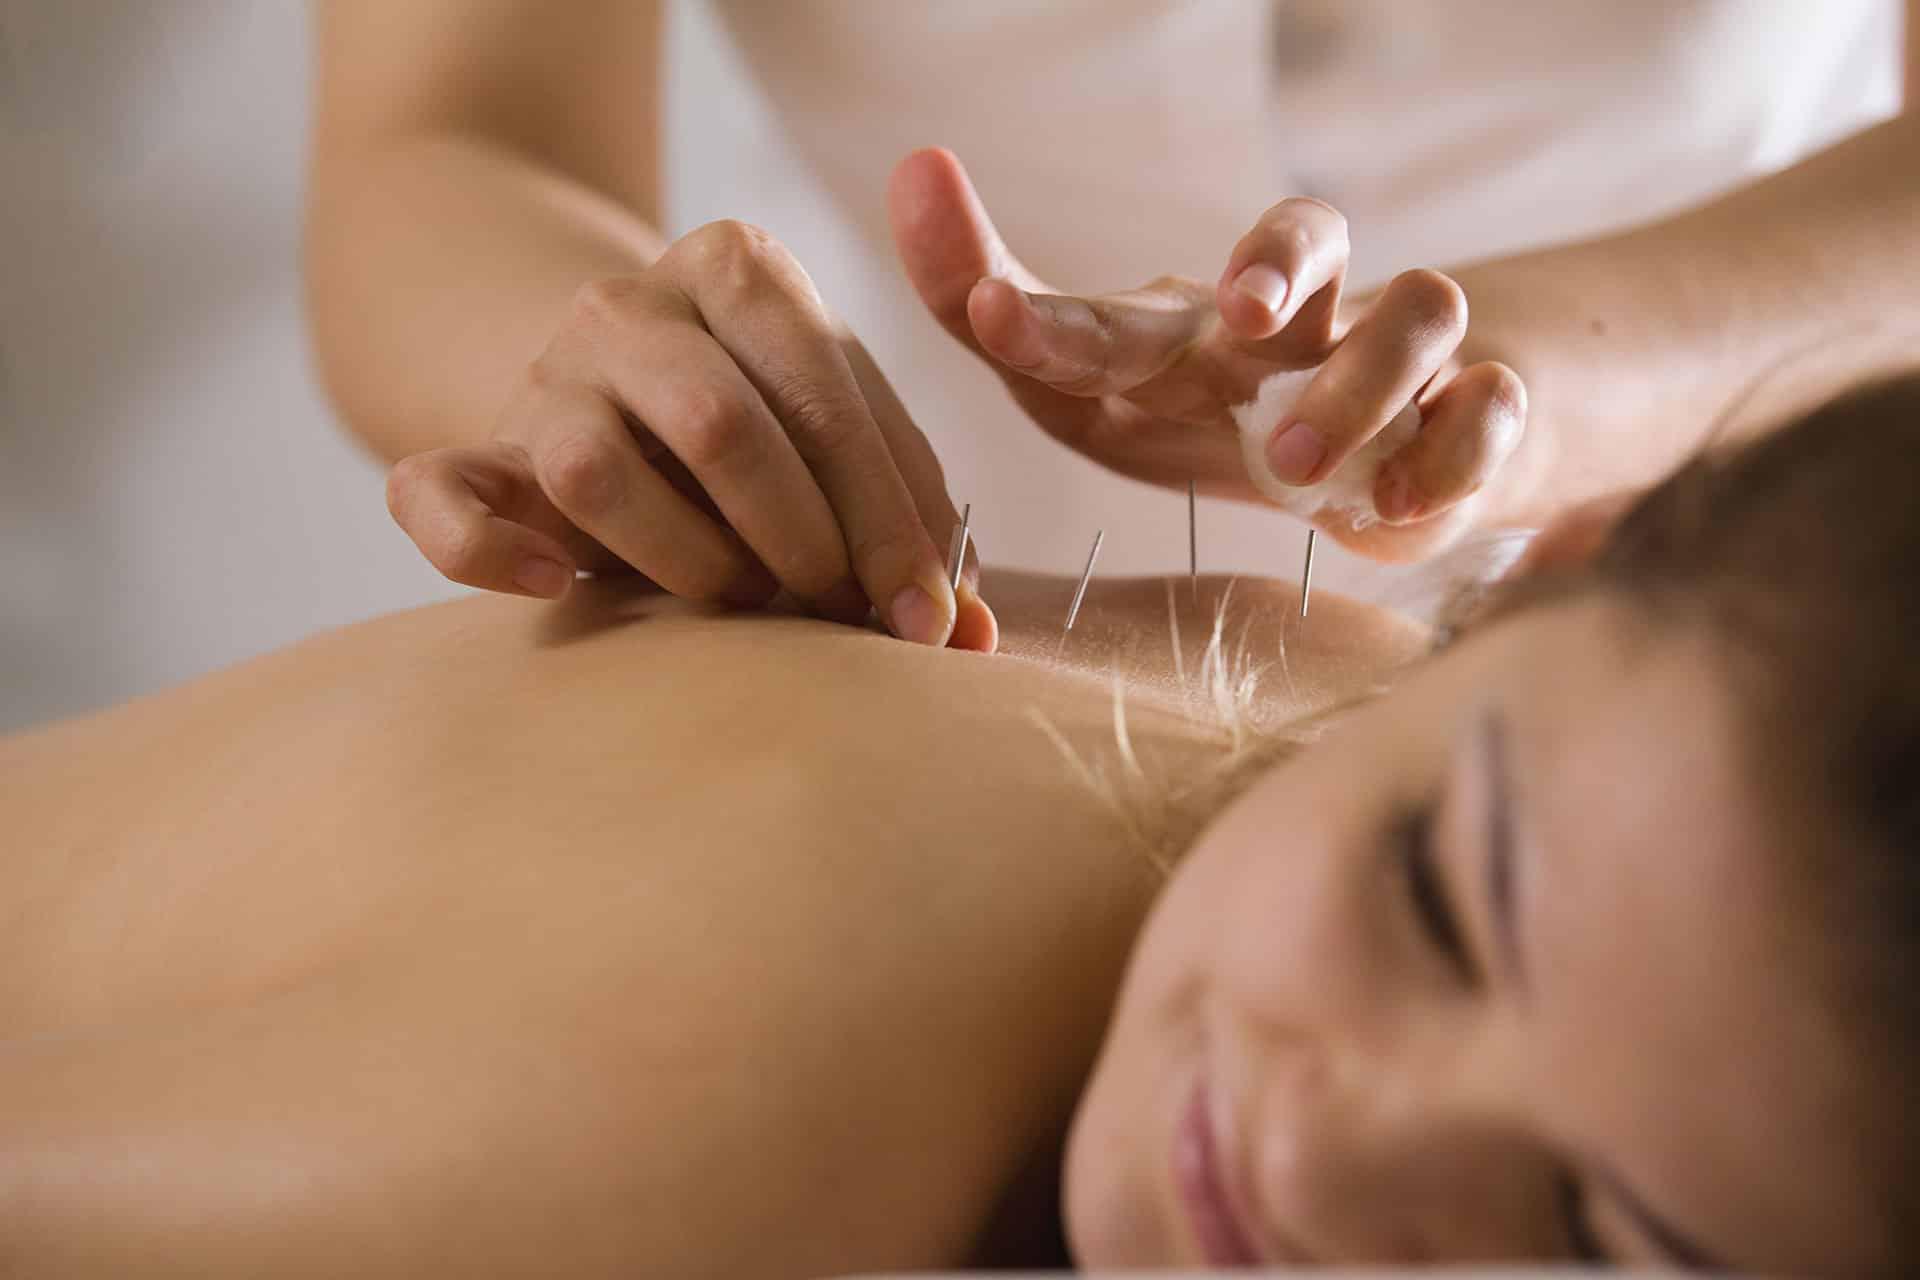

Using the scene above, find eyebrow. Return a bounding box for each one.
[1480,710,1526,994]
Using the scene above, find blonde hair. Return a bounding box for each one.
[1027,583,1358,874]
[1029,533,1537,873]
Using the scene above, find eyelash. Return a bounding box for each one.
[1396,811,1604,1262]
[1394,808,1474,982]
[1558,1174,1609,1264]
[1396,809,1605,1265]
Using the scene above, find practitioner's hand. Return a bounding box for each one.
[383,219,997,652]
[890,148,1529,563]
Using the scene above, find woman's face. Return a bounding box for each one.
[1066,597,1887,1272]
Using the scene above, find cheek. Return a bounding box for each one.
[1065,780,1316,1264]
[1171,769,1374,1023]
[1066,741,1410,1264]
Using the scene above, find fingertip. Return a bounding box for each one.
[1388,360,1530,525]
[889,146,994,306]
[1373,460,1428,526]
[892,144,963,188]
[950,582,999,653]
[887,147,944,226]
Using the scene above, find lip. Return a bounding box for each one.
[1172,1069,1263,1266]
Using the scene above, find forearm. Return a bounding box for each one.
[1459,110,1920,527]
[306,134,668,462]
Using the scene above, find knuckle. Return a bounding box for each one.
[384,454,432,523]
[541,432,625,518]
[429,522,487,583]
[1272,197,1347,250]
[569,276,646,332]
[773,375,866,456]
[522,353,568,394]
[689,219,787,297]
[697,217,771,257]
[1386,269,1469,340]
[1143,273,1205,298]
[1261,219,1319,271]
[672,387,756,470]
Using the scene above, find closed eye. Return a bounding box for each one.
[1395,807,1476,983]
[1559,1174,1612,1265]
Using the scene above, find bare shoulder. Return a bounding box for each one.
[982,568,1431,716]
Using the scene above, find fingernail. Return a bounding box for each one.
[954,578,1001,654]
[514,557,573,598]
[888,578,954,647]
[1375,465,1426,524]
[1232,264,1290,315]
[1266,421,1327,486]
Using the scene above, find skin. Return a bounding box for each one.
[0,568,1421,1277]
[308,1,1918,615]
[0,559,1895,1273]
[1069,597,1893,1273]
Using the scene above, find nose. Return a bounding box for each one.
[1247,1041,1556,1263]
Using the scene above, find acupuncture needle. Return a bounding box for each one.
[1065,529,1105,632]
[1299,527,1317,618]
[1187,478,1198,601]
[946,502,972,591]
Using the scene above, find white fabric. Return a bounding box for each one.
[690,0,1903,593]
[0,6,462,731]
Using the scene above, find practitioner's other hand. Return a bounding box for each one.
[890,147,1529,563]
[383,219,997,652]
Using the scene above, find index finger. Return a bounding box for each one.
[663,220,959,647]
[385,445,580,598]
[1213,196,1350,361]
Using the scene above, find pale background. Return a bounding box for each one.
[1,2,1900,732]
[0,0,883,731]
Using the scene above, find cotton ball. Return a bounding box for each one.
[1230,367,1420,529]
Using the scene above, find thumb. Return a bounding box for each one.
[889,147,1208,400]
[888,146,1049,357]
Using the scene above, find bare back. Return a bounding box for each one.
[0,571,1422,1276]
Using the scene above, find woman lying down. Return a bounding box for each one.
[3,376,1917,1277]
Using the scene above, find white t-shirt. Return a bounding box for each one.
[687,0,1902,591]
